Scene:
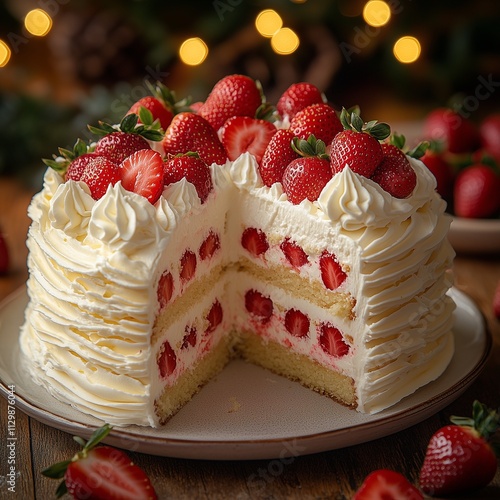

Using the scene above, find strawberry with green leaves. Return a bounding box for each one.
[43,138,93,180]
[277,82,325,121]
[89,114,162,165]
[162,112,228,166]
[282,135,332,204]
[419,400,500,497]
[330,108,390,177]
[42,424,157,500]
[198,74,263,131]
[126,81,190,130]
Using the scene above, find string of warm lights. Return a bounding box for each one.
[0,1,422,69]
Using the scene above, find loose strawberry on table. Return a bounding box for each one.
[42,424,157,500]
[353,469,423,500]
[419,400,500,497]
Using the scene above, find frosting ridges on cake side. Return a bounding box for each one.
[20,76,455,427]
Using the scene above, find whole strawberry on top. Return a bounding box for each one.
[126,80,191,131]
[162,112,228,166]
[42,424,157,499]
[419,400,500,497]
[198,74,263,131]
[330,108,390,177]
[282,135,332,204]
[277,82,325,121]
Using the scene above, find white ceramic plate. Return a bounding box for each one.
[0,287,491,460]
[448,216,500,255]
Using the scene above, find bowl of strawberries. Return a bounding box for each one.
[419,108,500,254]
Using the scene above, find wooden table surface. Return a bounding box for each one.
[0,179,499,499]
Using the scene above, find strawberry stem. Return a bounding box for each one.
[42,423,114,498]
[450,400,500,452]
[339,107,390,140]
[291,134,329,160]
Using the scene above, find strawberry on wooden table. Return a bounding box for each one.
[419,400,500,497]
[353,469,423,500]
[42,424,157,499]
[162,112,228,166]
[277,82,325,121]
[220,115,276,164]
[198,74,263,131]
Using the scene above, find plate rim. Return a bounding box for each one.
[0,286,492,459]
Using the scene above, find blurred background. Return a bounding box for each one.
[1,0,500,187]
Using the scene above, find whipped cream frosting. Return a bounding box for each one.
[20,150,455,425]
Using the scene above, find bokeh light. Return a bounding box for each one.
[393,36,421,63]
[255,9,283,38]
[271,27,300,55]
[24,9,53,37]
[179,37,209,66]
[363,1,391,27]
[0,40,11,67]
